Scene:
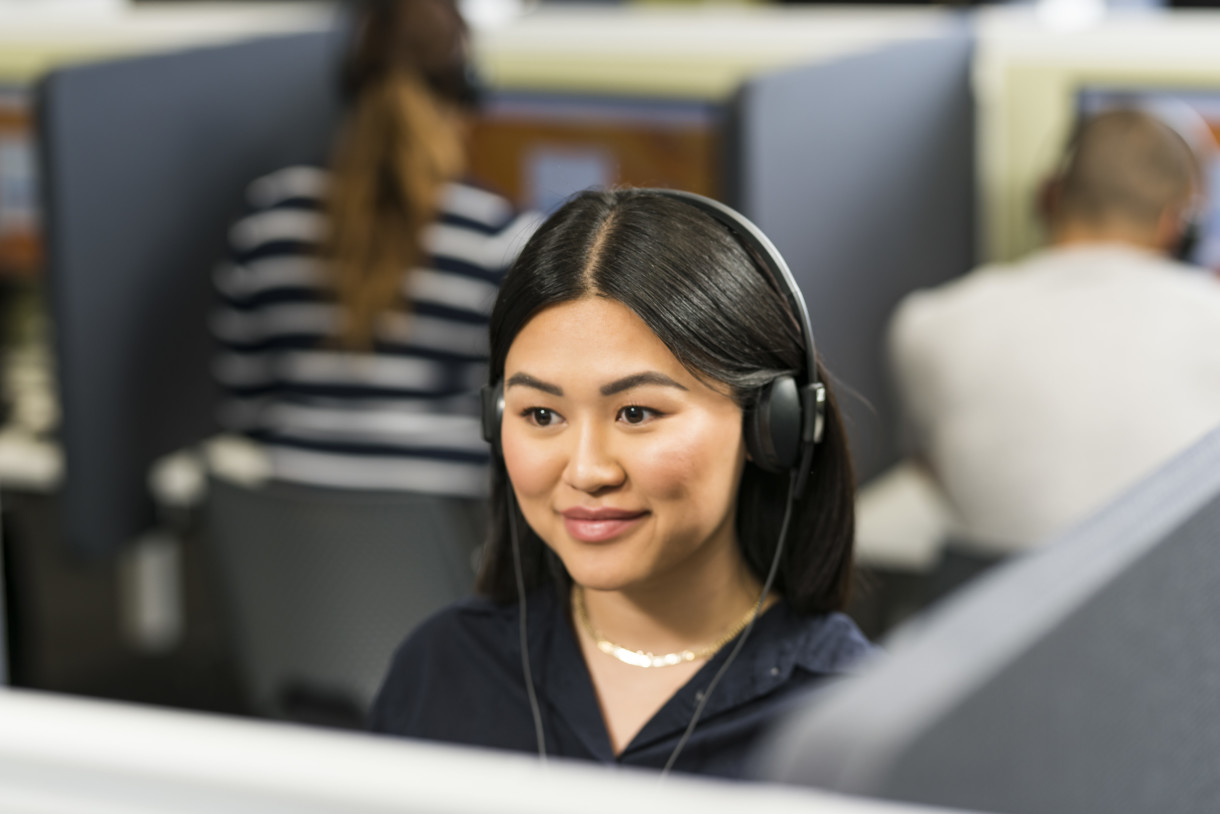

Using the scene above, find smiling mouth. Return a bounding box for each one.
[560,509,649,543]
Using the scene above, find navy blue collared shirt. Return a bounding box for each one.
[369,586,877,778]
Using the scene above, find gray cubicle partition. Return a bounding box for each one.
[38,27,343,557]
[755,424,1220,814]
[732,22,975,484]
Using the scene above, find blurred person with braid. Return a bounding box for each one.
[210,0,540,495]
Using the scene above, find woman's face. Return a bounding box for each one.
[501,296,748,596]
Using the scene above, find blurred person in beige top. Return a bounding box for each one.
[888,107,1220,554]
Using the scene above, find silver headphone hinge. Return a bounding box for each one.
[802,383,827,445]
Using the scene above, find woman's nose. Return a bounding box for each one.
[563,422,625,494]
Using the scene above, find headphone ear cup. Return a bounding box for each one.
[743,376,803,474]
[481,382,504,452]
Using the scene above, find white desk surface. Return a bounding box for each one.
[855,461,952,572]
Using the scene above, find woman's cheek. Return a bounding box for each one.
[502,432,556,499]
[635,422,733,498]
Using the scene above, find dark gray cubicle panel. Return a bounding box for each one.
[731,23,975,484]
[39,27,343,558]
[755,424,1220,813]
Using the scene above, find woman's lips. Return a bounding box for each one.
[560,508,648,543]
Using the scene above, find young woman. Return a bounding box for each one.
[370,189,875,777]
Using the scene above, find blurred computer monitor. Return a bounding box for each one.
[468,91,722,214]
[754,424,1220,814]
[0,686,963,814]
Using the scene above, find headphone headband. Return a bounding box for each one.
[646,189,820,387]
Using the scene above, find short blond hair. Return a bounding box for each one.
[1055,109,1203,229]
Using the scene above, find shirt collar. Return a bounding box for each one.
[653,604,867,726]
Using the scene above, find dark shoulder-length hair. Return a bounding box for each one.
[476,188,856,615]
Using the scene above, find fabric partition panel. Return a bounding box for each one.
[731,22,976,484]
[756,424,1220,814]
[38,27,343,558]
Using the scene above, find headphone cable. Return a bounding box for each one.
[660,468,800,776]
[509,487,548,763]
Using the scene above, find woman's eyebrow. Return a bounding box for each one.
[506,372,562,396]
[601,372,688,396]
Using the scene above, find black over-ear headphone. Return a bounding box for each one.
[481,188,826,493]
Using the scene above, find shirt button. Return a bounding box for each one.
[770,667,780,677]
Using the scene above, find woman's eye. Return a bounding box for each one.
[618,405,658,425]
[523,407,559,427]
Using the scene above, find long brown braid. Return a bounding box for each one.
[322,0,472,349]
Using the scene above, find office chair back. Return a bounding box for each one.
[204,477,484,725]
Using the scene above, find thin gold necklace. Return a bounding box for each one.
[571,585,759,669]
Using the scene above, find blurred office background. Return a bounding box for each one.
[2,0,1220,736]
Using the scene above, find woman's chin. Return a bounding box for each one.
[559,561,641,595]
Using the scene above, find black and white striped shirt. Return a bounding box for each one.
[212,166,540,496]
